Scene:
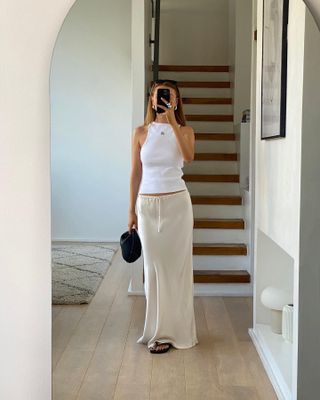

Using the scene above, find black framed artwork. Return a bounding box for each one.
[261,0,289,139]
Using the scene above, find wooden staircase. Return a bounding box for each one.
[152,65,251,289]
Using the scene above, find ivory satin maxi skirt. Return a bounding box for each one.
[136,189,199,350]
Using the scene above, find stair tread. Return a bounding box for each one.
[194,152,237,160]
[186,114,233,121]
[158,65,230,72]
[191,194,241,197]
[193,243,247,247]
[193,243,247,255]
[194,218,245,229]
[183,174,239,182]
[184,173,239,176]
[182,97,232,104]
[186,114,233,117]
[187,113,233,115]
[195,133,235,141]
[190,195,242,205]
[194,152,237,155]
[194,269,249,275]
[178,81,231,87]
[151,80,231,88]
[191,194,242,199]
[194,218,244,221]
[193,269,251,283]
[191,194,241,199]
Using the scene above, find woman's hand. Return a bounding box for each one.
[156,97,178,126]
[128,211,138,233]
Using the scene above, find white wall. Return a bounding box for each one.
[0,0,138,397]
[228,0,253,125]
[254,0,306,397]
[160,0,229,64]
[228,0,236,68]
[228,0,236,109]
[51,0,132,241]
[233,0,253,125]
[256,0,305,259]
[0,1,76,398]
[298,7,320,398]
[130,0,148,293]
[248,0,258,302]
[144,0,153,110]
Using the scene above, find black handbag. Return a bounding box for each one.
[120,228,142,263]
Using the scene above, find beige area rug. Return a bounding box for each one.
[52,243,119,305]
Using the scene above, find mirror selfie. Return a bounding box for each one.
[3,0,320,399]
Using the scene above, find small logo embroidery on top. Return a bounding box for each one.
[161,131,165,135]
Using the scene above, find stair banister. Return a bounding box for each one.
[152,0,161,82]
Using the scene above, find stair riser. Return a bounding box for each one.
[193,255,250,270]
[179,88,232,97]
[192,205,243,218]
[183,160,238,174]
[195,141,236,153]
[159,71,231,81]
[186,182,240,195]
[193,230,248,243]
[186,115,233,122]
[183,104,233,114]
[193,283,253,296]
[186,121,234,132]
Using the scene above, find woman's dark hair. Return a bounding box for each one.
[144,80,187,126]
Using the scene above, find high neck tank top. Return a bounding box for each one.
[139,121,187,194]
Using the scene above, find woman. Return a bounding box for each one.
[128,79,198,354]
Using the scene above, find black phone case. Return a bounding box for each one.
[156,88,170,114]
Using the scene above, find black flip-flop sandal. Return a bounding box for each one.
[149,341,171,354]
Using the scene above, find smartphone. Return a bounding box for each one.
[156,88,171,114]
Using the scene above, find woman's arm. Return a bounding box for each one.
[129,127,143,214]
[171,123,195,163]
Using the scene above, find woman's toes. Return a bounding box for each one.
[156,343,169,351]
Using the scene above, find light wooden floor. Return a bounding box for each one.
[52,248,277,400]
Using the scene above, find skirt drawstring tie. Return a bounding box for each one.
[157,198,161,233]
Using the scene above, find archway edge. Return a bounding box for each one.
[303,1,320,30]
[0,0,77,398]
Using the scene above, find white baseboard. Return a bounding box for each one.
[249,327,292,400]
[128,280,253,297]
[52,238,119,243]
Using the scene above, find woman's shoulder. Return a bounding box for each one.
[133,124,149,149]
[180,124,194,133]
[134,124,149,139]
[134,123,149,131]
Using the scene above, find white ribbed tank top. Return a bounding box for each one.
[139,122,187,194]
